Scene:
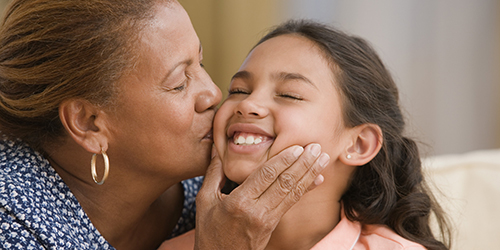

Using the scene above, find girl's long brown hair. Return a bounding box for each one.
[256,20,451,250]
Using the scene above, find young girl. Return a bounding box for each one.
[160,20,451,250]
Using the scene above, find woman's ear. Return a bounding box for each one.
[59,99,109,154]
[341,123,383,166]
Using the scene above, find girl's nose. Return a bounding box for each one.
[234,95,268,118]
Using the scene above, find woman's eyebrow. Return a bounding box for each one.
[160,59,191,84]
[161,43,202,85]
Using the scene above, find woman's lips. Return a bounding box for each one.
[202,129,213,140]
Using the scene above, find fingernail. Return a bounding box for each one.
[314,174,324,186]
[310,144,321,157]
[293,146,304,158]
[318,153,330,167]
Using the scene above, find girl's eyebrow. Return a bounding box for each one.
[231,70,318,89]
[274,72,318,89]
[231,70,253,81]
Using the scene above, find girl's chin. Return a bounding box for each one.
[223,166,253,185]
[225,173,249,185]
[222,156,267,184]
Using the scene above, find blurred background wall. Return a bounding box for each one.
[1,0,499,156]
[179,0,500,156]
[0,1,9,19]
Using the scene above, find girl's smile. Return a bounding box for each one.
[227,123,275,153]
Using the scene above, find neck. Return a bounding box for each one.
[264,159,355,250]
[265,185,342,250]
[44,142,185,250]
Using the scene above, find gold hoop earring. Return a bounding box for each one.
[91,149,109,185]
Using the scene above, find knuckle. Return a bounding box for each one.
[223,199,247,215]
[290,184,306,202]
[292,153,315,171]
[278,172,295,192]
[280,152,296,166]
[260,165,278,182]
[303,153,317,168]
[249,209,275,231]
[308,162,322,176]
[250,213,266,228]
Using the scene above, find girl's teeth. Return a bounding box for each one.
[236,136,246,144]
[234,135,264,145]
[246,136,255,144]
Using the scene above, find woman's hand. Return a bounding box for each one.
[195,143,330,250]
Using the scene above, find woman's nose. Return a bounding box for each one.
[235,95,268,118]
[195,73,222,113]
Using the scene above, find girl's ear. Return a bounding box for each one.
[59,99,109,154]
[341,123,383,166]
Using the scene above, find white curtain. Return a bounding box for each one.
[285,0,500,156]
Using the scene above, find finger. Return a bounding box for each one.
[257,143,325,205]
[197,145,225,203]
[307,174,325,192]
[234,145,304,199]
[273,152,329,214]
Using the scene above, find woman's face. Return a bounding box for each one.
[105,2,221,180]
[214,35,349,184]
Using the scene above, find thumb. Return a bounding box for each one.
[199,145,226,198]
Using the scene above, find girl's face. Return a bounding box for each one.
[214,34,351,184]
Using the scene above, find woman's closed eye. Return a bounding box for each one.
[169,75,190,92]
[173,82,186,91]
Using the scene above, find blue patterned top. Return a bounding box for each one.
[0,138,202,249]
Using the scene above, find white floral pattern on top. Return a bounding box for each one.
[0,138,201,249]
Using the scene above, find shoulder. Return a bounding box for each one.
[159,229,195,250]
[312,207,425,250]
[357,224,426,250]
[1,138,64,212]
[0,138,114,249]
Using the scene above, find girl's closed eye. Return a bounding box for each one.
[277,92,303,101]
[228,88,250,95]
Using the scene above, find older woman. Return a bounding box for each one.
[0,0,327,249]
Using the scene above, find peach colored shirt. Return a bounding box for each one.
[159,210,426,250]
[311,210,426,250]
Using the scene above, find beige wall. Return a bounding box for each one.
[0,0,11,20]
[178,0,284,99]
